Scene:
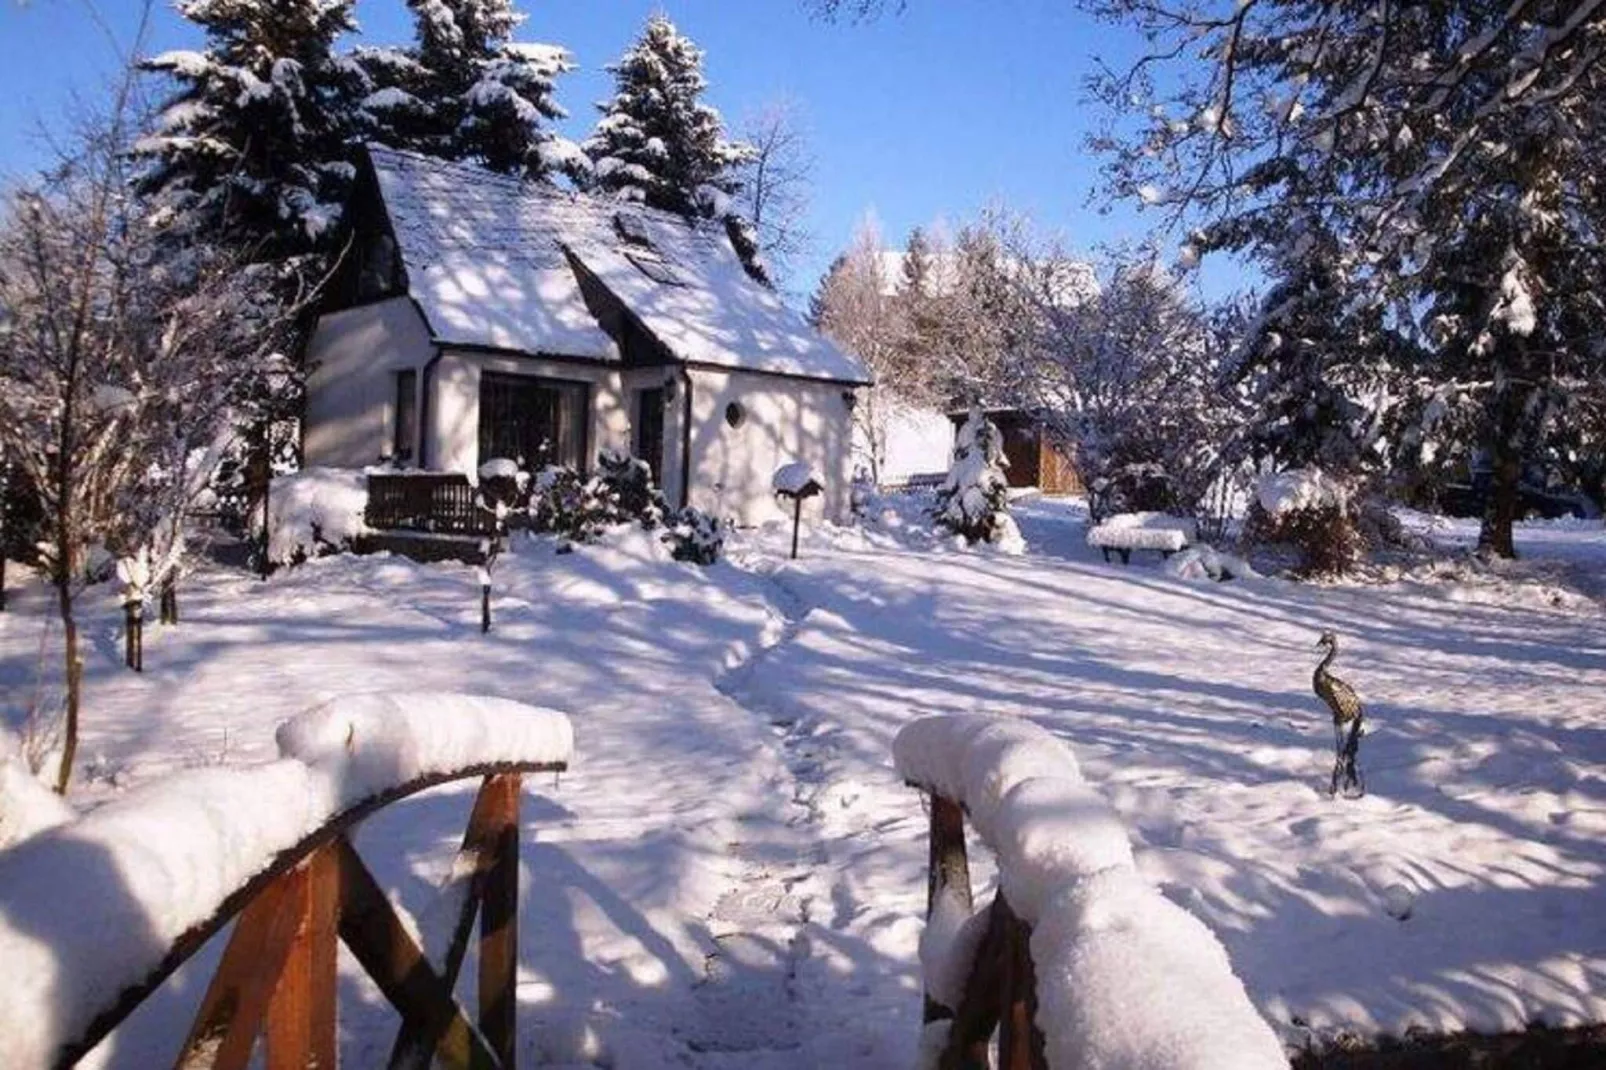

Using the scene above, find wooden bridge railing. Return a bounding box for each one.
[58,762,565,1070]
[919,792,1048,1070]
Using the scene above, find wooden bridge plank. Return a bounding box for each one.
[266,843,340,1070]
[479,773,522,1069]
[172,858,310,1070]
[332,835,500,1070]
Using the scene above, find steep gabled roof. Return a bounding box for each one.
[368,146,870,384]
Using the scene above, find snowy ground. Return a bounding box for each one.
[1,499,1604,1066]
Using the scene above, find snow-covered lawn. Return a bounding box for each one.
[2,500,1604,1066]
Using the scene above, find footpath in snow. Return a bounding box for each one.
[1,501,1604,1065]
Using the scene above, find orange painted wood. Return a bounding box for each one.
[938,895,1009,1070]
[172,865,308,1070]
[332,836,497,1070]
[265,843,340,1070]
[479,774,521,1069]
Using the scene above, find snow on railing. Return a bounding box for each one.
[894,713,1287,1070]
[0,693,573,1069]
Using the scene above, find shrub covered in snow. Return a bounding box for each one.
[266,469,371,566]
[1243,468,1361,576]
[933,409,1025,555]
[663,507,726,565]
[526,452,669,544]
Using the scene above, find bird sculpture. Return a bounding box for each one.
[1313,630,1365,797]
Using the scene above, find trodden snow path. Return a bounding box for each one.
[1,502,1605,1065]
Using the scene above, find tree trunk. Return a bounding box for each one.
[54,566,80,795]
[1477,372,1528,560]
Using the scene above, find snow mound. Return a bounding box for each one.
[267,468,371,565]
[0,693,573,1067]
[1166,545,1260,582]
[0,735,74,851]
[894,713,1286,1069]
[1087,512,1195,552]
[1257,469,1347,518]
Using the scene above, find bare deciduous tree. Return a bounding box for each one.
[735,100,816,290]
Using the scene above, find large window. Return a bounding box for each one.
[392,369,417,463]
[478,372,589,470]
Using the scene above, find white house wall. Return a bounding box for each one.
[685,368,856,526]
[303,297,434,468]
[429,350,648,475]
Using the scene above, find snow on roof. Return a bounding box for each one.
[371,146,615,358]
[369,146,870,384]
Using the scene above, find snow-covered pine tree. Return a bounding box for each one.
[934,408,1024,554]
[584,15,752,218]
[1085,0,1606,557]
[137,0,361,260]
[355,0,583,180]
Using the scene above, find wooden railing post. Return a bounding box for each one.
[997,897,1047,1070]
[925,794,972,1024]
[479,773,521,1069]
[265,842,340,1070]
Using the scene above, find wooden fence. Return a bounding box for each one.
[57,762,564,1070]
[920,793,1048,1070]
[366,474,494,536]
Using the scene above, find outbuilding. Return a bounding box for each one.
[303,146,870,527]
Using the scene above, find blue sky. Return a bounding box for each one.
[0,0,1241,297]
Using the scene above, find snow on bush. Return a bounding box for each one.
[1256,468,1347,518]
[934,409,1025,555]
[1086,511,1195,553]
[0,693,573,1067]
[663,507,725,565]
[894,713,1286,1070]
[267,468,370,565]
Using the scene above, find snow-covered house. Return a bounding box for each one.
[303,146,870,526]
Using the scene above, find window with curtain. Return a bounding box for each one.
[478,372,589,470]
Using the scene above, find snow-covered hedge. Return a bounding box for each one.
[894,714,1287,1070]
[266,467,371,565]
[1086,511,1196,553]
[0,693,573,1068]
[1256,468,1347,518]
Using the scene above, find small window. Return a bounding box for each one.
[393,369,418,463]
[725,401,746,429]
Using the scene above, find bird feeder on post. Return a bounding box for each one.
[772,462,825,561]
[116,551,150,673]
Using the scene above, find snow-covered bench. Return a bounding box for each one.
[1086,510,1196,564]
[894,714,1287,1070]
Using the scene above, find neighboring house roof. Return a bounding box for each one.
[368,146,871,385]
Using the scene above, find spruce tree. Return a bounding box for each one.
[584,14,751,217]
[137,0,361,260]
[356,0,582,180]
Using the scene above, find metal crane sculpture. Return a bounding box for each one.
[1314,630,1366,797]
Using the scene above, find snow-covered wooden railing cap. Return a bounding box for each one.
[0,693,572,1069]
[893,713,1288,1069]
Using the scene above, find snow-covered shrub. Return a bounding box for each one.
[1243,468,1360,575]
[527,452,668,543]
[934,410,1025,554]
[527,466,612,543]
[596,448,667,528]
[266,469,370,566]
[663,507,725,565]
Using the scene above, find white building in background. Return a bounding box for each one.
[303,146,871,526]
